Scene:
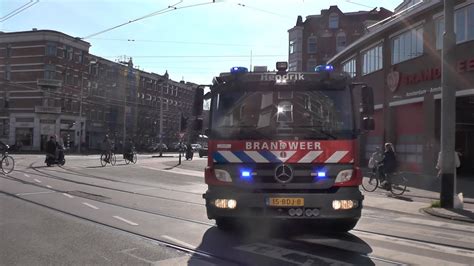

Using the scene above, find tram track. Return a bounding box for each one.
[23,162,205,206]
[0,189,238,266]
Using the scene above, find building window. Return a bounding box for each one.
[336,31,346,52]
[44,65,56,80]
[289,40,295,54]
[435,18,445,50]
[46,42,57,56]
[392,25,423,64]
[455,4,474,43]
[67,47,73,61]
[4,65,11,81]
[16,128,34,147]
[435,5,474,49]
[307,59,317,72]
[342,58,356,77]
[78,51,83,63]
[6,44,12,58]
[362,43,383,75]
[329,13,339,29]
[307,37,317,53]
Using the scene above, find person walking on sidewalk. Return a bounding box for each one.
[436,150,461,178]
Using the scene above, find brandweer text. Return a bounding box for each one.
[245,141,321,150]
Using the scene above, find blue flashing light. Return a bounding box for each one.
[230,66,249,74]
[317,171,327,178]
[240,169,253,182]
[315,64,334,73]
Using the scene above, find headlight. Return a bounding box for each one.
[214,169,232,182]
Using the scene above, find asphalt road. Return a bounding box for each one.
[1,153,473,265]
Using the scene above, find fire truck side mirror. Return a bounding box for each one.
[362,117,375,131]
[361,86,374,116]
[192,87,205,116]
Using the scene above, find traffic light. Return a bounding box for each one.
[192,87,204,116]
[180,114,188,131]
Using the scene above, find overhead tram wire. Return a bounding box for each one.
[235,3,294,20]
[0,0,39,22]
[81,0,222,40]
[88,38,272,48]
[102,54,286,58]
[344,0,376,9]
[1,0,34,19]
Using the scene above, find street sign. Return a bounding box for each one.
[179,133,185,138]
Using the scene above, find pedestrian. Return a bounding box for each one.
[436,150,461,178]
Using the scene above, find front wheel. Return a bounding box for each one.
[361,173,378,192]
[100,153,107,167]
[110,154,117,166]
[390,175,407,196]
[131,153,137,164]
[1,155,15,174]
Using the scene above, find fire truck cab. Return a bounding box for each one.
[195,62,375,232]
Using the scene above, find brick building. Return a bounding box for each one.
[0,29,196,151]
[287,5,393,72]
[328,0,474,175]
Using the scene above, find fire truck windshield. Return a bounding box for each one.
[210,87,354,140]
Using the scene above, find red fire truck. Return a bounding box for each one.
[195,62,374,232]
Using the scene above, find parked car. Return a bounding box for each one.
[198,143,208,158]
[171,142,186,152]
[191,144,202,151]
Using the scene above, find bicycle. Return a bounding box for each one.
[100,152,116,167]
[361,167,408,196]
[123,150,137,165]
[1,150,15,174]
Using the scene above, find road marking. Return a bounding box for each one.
[162,235,196,249]
[16,191,55,196]
[140,166,204,178]
[34,179,41,183]
[24,173,30,178]
[62,193,74,199]
[46,185,53,188]
[113,216,138,226]
[82,202,99,210]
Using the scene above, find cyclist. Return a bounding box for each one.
[123,138,135,160]
[0,140,8,155]
[378,143,397,190]
[102,135,113,163]
[368,147,383,174]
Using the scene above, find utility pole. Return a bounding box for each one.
[159,71,168,157]
[440,0,456,208]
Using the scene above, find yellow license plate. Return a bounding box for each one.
[267,197,304,207]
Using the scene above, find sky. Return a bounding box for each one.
[1,0,401,85]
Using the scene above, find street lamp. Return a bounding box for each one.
[159,71,169,157]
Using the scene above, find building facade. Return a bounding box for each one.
[328,0,474,175]
[0,29,196,152]
[287,5,392,72]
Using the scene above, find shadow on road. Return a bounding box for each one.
[189,222,377,265]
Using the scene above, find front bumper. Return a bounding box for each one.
[203,187,363,220]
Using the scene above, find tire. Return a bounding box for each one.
[132,153,137,164]
[390,175,407,196]
[124,154,130,165]
[60,159,65,166]
[215,218,235,231]
[1,155,15,174]
[100,153,107,167]
[361,173,378,192]
[110,154,117,166]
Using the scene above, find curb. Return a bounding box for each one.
[422,207,474,223]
